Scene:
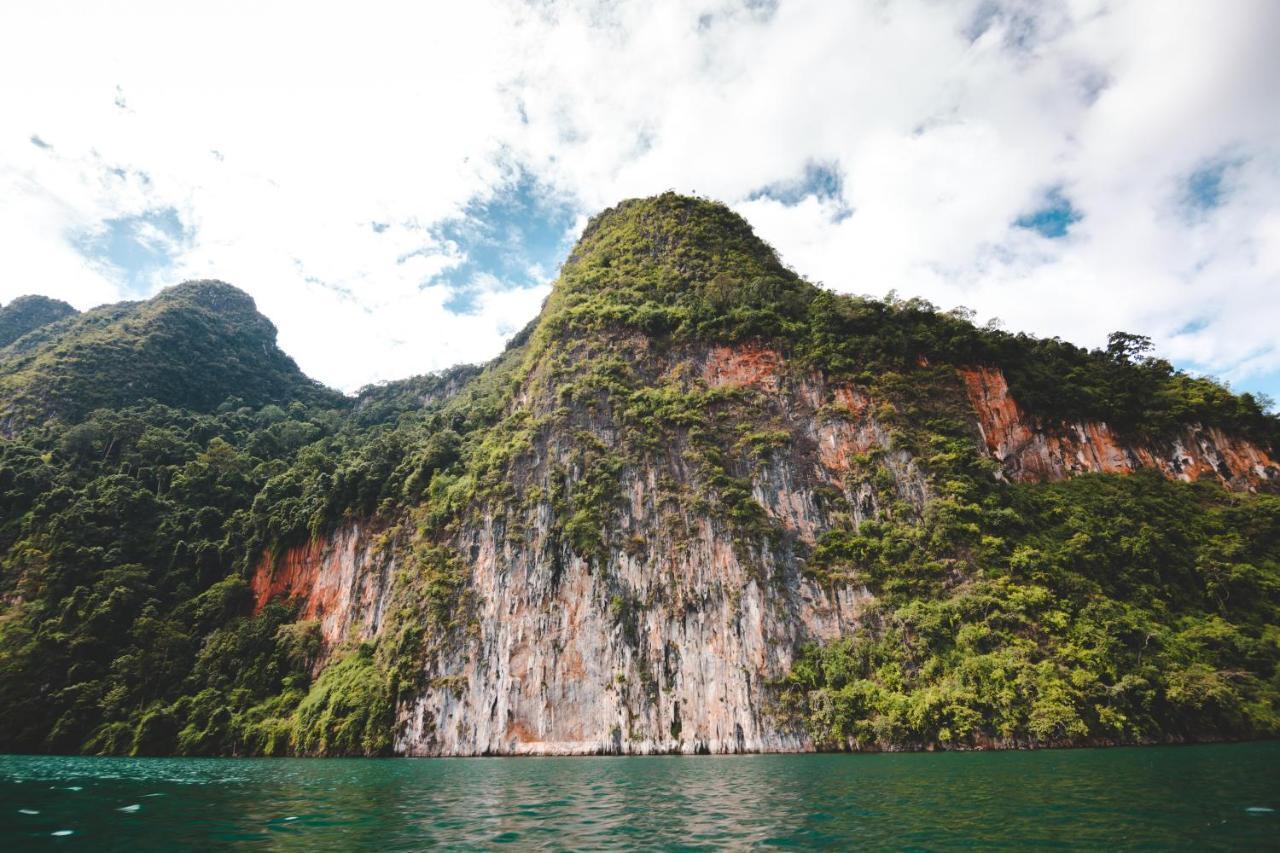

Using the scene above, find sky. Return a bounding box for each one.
[1,1,1278,404]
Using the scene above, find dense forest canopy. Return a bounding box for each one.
[0,295,78,350]
[0,194,1277,756]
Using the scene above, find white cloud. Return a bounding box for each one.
[1,0,1277,401]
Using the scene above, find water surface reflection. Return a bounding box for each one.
[1,743,1277,849]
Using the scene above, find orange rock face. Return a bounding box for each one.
[959,365,1277,490]
[703,344,784,391]
[816,387,882,474]
[702,346,885,475]
[249,522,397,649]
[251,540,326,615]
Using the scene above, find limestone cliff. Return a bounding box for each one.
[252,347,1273,755]
[397,341,897,755]
[251,522,401,653]
[245,194,1280,755]
[960,366,1277,491]
[6,195,1279,759]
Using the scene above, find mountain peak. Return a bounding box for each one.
[0,294,78,349]
[0,280,338,434]
[558,192,790,295]
[153,279,262,315]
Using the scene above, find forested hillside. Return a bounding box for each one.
[0,295,77,349]
[0,281,339,435]
[1,194,1277,756]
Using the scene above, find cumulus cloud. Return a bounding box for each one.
[0,0,1277,401]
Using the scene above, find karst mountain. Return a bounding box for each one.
[1,193,1276,757]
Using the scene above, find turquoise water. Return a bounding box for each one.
[1,743,1277,849]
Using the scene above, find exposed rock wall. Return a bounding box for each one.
[960,366,1278,491]
[250,522,401,651]
[377,342,892,754]
[250,350,1275,756]
[398,515,871,755]
[395,343,908,755]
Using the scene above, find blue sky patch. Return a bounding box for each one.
[72,207,189,295]
[1174,317,1210,336]
[698,0,777,31]
[965,2,1001,42]
[1184,160,1232,213]
[428,174,579,315]
[1015,188,1081,238]
[1077,69,1110,105]
[965,1,1039,51]
[749,161,852,221]
[1249,371,1280,410]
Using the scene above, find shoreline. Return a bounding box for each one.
[2,734,1273,761]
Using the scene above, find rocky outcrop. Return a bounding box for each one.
[390,341,939,756]
[250,522,401,652]
[251,349,1274,757]
[960,366,1278,491]
[255,342,908,755]
[398,509,872,755]
[702,344,785,392]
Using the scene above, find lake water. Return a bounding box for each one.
[1,742,1277,849]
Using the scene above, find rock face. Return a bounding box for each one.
[251,522,401,652]
[245,195,1278,756]
[960,366,1278,491]
[252,349,1276,755]
[399,344,897,756]
[256,341,917,754]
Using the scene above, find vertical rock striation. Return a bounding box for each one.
[251,522,402,652]
[250,348,1276,755]
[397,343,892,755]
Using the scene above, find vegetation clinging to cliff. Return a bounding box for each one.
[538,194,1277,448]
[0,193,1277,756]
[784,469,1280,748]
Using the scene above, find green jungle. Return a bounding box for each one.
[1,194,1277,756]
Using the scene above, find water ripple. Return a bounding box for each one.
[0,744,1277,850]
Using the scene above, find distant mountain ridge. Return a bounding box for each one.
[0,294,78,349]
[0,280,341,435]
[0,194,1277,758]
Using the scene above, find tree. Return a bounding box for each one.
[1105,331,1153,365]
